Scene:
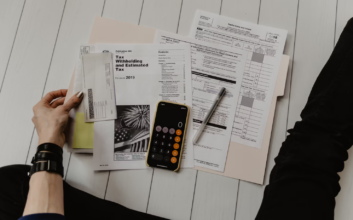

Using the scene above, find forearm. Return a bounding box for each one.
[23,170,64,216]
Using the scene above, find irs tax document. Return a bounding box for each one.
[190,10,287,149]
[92,44,195,170]
[155,31,246,172]
[81,53,117,122]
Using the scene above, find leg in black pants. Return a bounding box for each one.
[0,165,166,220]
[256,18,353,220]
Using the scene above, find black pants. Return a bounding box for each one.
[0,165,166,220]
[256,18,353,220]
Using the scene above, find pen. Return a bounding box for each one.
[193,87,226,145]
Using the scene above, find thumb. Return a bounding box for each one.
[62,91,84,112]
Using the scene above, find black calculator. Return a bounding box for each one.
[146,101,189,171]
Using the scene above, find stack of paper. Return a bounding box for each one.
[65,10,288,184]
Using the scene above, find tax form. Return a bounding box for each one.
[155,31,246,172]
[190,10,287,149]
[92,44,195,170]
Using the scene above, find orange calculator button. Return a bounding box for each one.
[173,143,180,149]
[176,129,182,135]
[171,157,177,163]
[172,150,178,156]
[174,136,181,142]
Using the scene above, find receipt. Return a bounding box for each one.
[155,31,246,172]
[189,10,287,149]
[81,53,117,122]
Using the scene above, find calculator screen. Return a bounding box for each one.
[147,101,189,171]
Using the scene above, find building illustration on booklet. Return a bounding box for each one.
[114,105,150,161]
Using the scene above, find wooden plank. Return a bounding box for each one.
[0,0,65,167]
[235,0,299,219]
[287,0,337,130]
[105,169,153,212]
[140,0,182,33]
[148,169,197,220]
[0,0,25,88]
[191,172,239,220]
[333,1,353,219]
[65,153,109,198]
[177,0,222,36]
[102,0,155,214]
[103,0,143,24]
[191,1,257,219]
[221,0,260,24]
[25,0,105,180]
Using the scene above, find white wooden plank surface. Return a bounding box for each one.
[105,169,153,212]
[221,0,260,24]
[103,0,143,24]
[191,172,239,220]
[333,1,353,219]
[65,154,109,198]
[0,0,65,167]
[102,0,155,214]
[233,1,299,219]
[177,0,222,36]
[148,169,197,220]
[0,0,24,88]
[26,0,105,179]
[190,1,258,219]
[287,0,337,130]
[140,0,182,33]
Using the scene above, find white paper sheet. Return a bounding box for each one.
[189,10,287,149]
[154,31,246,172]
[92,44,194,170]
[81,53,117,122]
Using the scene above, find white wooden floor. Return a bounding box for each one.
[1,0,353,219]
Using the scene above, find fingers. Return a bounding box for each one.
[42,89,68,104]
[62,91,84,112]
[50,97,65,108]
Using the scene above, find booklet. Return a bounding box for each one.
[91,44,194,170]
[154,31,246,172]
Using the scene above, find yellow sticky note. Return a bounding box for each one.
[73,112,94,149]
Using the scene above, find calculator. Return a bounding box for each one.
[146,101,189,171]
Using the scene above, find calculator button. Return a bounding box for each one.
[162,134,166,139]
[161,141,165,147]
[178,122,183,128]
[168,136,173,141]
[167,143,172,147]
[165,149,171,155]
[153,140,158,145]
[171,157,177,163]
[176,129,182,135]
[164,156,170,162]
[151,147,158,152]
[169,128,175,134]
[155,133,160,138]
[151,154,163,161]
[173,143,180,149]
[159,148,164,154]
[174,136,181,142]
[172,150,178,156]
[156,126,162,132]
[162,127,168,133]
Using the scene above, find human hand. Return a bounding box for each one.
[32,89,83,148]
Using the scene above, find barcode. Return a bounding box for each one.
[88,89,94,119]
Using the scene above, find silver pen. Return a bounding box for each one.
[193,87,226,145]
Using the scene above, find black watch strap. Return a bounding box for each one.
[37,143,63,156]
[29,160,64,177]
[31,151,62,164]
